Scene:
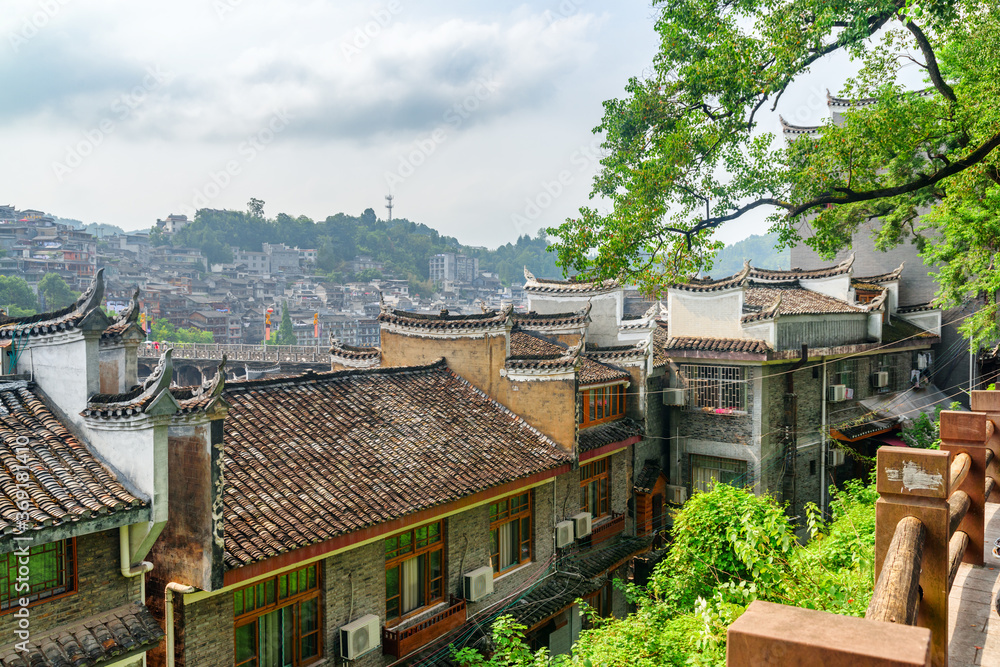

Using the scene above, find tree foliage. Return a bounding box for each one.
[37,273,79,310]
[550,0,1000,342]
[149,320,214,343]
[0,276,38,312]
[267,301,296,346]
[456,480,878,666]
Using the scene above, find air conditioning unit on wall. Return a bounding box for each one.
[662,388,686,406]
[666,484,688,505]
[872,371,889,388]
[555,520,575,548]
[828,448,846,467]
[571,512,592,538]
[464,565,494,602]
[827,384,847,402]
[340,614,381,660]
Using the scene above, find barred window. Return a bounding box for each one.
[680,365,746,412]
[1,539,76,612]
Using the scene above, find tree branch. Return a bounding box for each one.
[904,20,957,103]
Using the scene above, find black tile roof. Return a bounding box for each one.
[578,418,644,453]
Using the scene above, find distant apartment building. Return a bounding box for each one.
[263,242,301,274]
[155,213,190,234]
[430,252,479,283]
[350,255,383,274]
[233,248,270,275]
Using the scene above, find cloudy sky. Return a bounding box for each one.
[1,1,920,248]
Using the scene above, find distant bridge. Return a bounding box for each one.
[137,342,331,385]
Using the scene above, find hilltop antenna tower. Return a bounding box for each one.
[385,194,394,222]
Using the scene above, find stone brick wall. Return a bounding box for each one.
[610,450,630,518]
[0,529,140,640]
[175,589,233,667]
[323,541,385,667]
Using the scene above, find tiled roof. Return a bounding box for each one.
[779,115,820,135]
[0,603,164,667]
[509,574,598,629]
[855,262,905,284]
[102,287,141,340]
[522,267,618,295]
[378,304,512,331]
[578,356,631,386]
[743,281,866,316]
[563,534,653,579]
[0,269,106,340]
[508,330,628,384]
[220,361,571,568]
[882,317,937,345]
[329,339,380,361]
[634,461,661,494]
[0,381,144,535]
[578,417,644,453]
[512,307,590,329]
[748,254,855,281]
[671,262,751,292]
[664,336,771,354]
[167,359,228,413]
[584,345,646,363]
[82,350,174,419]
[652,322,669,368]
[896,302,935,314]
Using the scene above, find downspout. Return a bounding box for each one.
[119,526,153,603]
[820,358,829,516]
[165,582,197,667]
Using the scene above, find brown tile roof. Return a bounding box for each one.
[329,339,380,361]
[220,360,572,568]
[743,281,866,316]
[584,345,646,363]
[512,306,590,329]
[378,304,512,331]
[854,262,905,284]
[83,350,175,419]
[664,337,771,354]
[0,381,145,535]
[0,269,107,340]
[633,460,661,494]
[0,603,164,667]
[578,417,644,453]
[578,358,631,386]
[652,322,669,368]
[509,331,629,385]
[522,267,619,294]
[748,253,855,281]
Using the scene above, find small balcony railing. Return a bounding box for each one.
[382,595,467,658]
[590,513,626,546]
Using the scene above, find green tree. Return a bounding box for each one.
[269,301,296,346]
[150,320,214,343]
[550,0,1000,343]
[354,268,383,283]
[0,276,38,313]
[247,197,265,219]
[37,273,79,310]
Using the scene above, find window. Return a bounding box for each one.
[680,365,746,413]
[580,459,611,518]
[691,455,748,493]
[385,521,444,623]
[580,384,626,427]
[582,580,614,627]
[490,493,532,575]
[233,563,322,667]
[1,539,76,612]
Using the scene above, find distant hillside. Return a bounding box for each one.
[709,232,790,278]
[160,207,562,286]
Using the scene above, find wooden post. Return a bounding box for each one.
[939,411,987,566]
[971,390,1000,501]
[875,447,950,667]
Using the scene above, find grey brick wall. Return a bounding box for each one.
[324,541,385,667]
[176,588,233,667]
[0,529,140,641]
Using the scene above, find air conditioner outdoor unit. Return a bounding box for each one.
[464,565,494,602]
[827,384,847,402]
[340,614,381,660]
[666,484,688,505]
[555,520,575,548]
[828,448,846,467]
[571,512,592,539]
[873,371,889,388]
[662,388,686,406]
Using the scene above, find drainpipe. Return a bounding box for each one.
[119,526,153,603]
[165,582,197,667]
[820,358,829,516]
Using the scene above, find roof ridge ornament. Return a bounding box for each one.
[523,266,536,283]
[838,251,856,272]
[76,268,106,316]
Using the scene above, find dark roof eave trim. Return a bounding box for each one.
[579,435,642,463]
[222,462,572,587]
[0,505,152,555]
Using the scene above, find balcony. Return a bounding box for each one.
[382,595,467,658]
[590,513,626,546]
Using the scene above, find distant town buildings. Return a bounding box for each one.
[429,252,479,283]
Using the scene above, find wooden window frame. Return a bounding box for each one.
[580,384,627,427]
[384,521,445,626]
[233,563,323,667]
[580,459,611,519]
[0,538,77,614]
[489,492,532,576]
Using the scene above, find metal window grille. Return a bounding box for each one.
[680,364,746,411]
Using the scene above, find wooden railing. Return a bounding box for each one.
[138,342,330,363]
[381,596,467,659]
[727,388,1000,667]
[590,513,626,546]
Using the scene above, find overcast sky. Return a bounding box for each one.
[1,1,924,249]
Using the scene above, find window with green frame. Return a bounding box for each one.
[234,563,322,667]
[385,521,444,623]
[489,492,531,575]
[1,539,76,612]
